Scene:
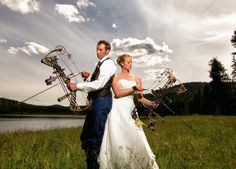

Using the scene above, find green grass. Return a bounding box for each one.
[0,115,235,169]
[145,115,236,169]
[0,128,86,169]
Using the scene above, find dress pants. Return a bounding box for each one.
[80,96,112,169]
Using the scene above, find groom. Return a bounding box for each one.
[69,40,117,169]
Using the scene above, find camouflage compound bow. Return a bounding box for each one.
[20,45,89,112]
[132,68,195,132]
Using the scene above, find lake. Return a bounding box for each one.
[0,115,85,133]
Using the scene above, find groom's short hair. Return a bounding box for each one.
[97,40,111,51]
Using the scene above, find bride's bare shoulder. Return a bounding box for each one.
[114,73,121,79]
[113,73,121,81]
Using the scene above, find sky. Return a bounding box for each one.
[0,0,236,106]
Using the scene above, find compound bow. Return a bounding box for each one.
[41,45,88,112]
[132,68,195,132]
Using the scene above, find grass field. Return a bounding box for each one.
[0,115,235,169]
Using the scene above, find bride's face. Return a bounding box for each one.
[121,56,132,71]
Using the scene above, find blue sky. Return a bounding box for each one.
[0,0,236,106]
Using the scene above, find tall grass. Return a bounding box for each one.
[0,128,86,169]
[0,115,235,169]
[145,115,236,169]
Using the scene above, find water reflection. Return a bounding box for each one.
[0,117,85,133]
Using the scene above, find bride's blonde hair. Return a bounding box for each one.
[116,54,131,66]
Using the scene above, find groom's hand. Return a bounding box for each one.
[82,71,90,81]
[68,82,77,91]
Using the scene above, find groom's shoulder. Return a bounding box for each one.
[102,57,117,68]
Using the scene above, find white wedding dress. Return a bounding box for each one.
[98,79,159,169]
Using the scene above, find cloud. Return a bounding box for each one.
[184,13,236,44]
[142,68,165,81]
[0,0,40,14]
[187,30,233,44]
[7,42,49,56]
[54,4,86,23]
[142,68,181,90]
[77,0,96,9]
[7,47,18,55]
[112,23,117,29]
[111,37,172,67]
[0,38,7,43]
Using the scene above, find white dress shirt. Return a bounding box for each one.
[76,55,117,92]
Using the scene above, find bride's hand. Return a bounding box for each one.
[148,101,159,109]
[136,85,143,91]
[135,90,143,99]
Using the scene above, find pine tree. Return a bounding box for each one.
[231,30,236,48]
[231,55,236,81]
[208,57,230,114]
[231,30,236,81]
[209,57,229,84]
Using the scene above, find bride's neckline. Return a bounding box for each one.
[118,79,136,82]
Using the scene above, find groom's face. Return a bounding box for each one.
[96,44,110,60]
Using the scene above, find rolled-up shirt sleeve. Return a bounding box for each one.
[76,59,117,92]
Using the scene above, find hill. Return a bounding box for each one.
[0,98,76,115]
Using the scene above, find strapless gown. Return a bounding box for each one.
[98,79,159,169]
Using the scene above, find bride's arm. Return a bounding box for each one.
[112,74,135,98]
[135,77,159,108]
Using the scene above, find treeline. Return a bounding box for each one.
[0,98,72,115]
[140,82,236,116]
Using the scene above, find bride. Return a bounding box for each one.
[98,54,159,169]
